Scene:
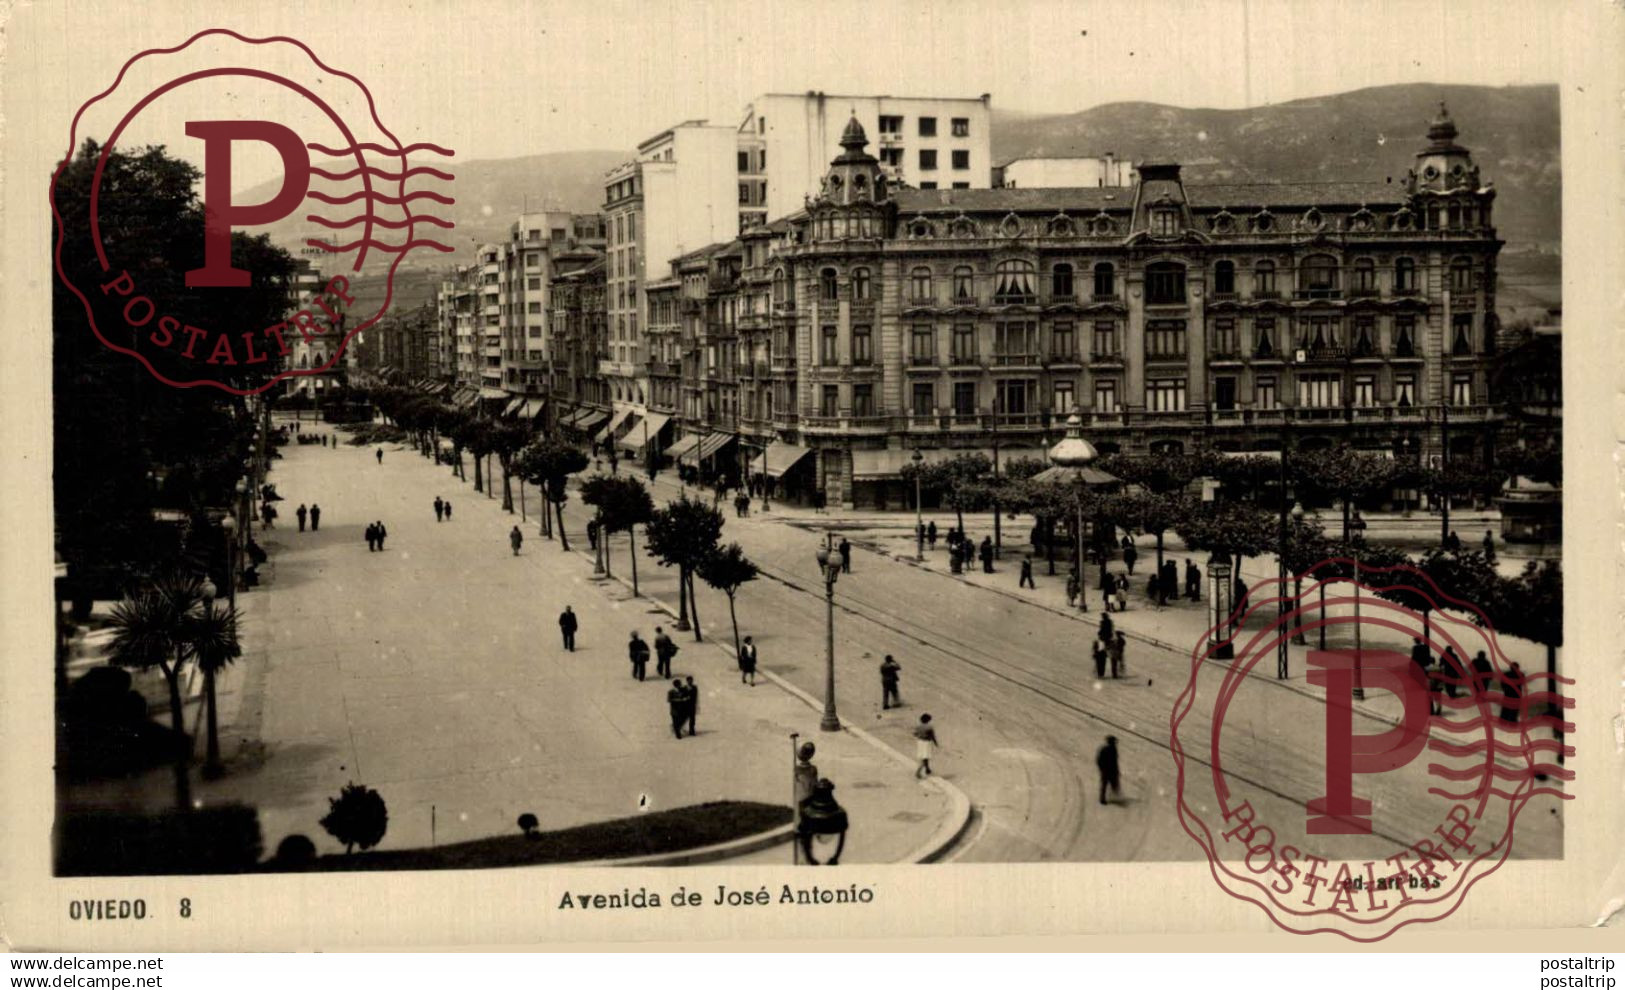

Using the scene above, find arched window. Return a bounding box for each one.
[1253,260,1276,297]
[1394,257,1417,294]
[819,267,838,301]
[1302,254,1339,297]
[1351,258,1376,295]
[993,260,1036,303]
[852,267,872,300]
[1092,263,1116,299]
[1449,256,1474,294]
[1144,262,1186,305]
[1051,263,1074,298]
[909,266,933,302]
[299,351,309,369]
[952,266,975,302]
[1213,260,1236,296]
[772,267,786,303]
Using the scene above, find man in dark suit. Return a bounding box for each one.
[1096,736,1121,806]
[558,606,578,651]
[628,631,650,681]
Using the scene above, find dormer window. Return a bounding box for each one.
[1151,208,1180,237]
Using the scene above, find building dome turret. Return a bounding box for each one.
[1047,413,1099,467]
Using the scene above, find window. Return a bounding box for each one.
[1092,321,1119,358]
[1146,320,1186,359]
[951,324,976,363]
[1451,373,1473,406]
[1051,263,1074,298]
[1352,318,1376,357]
[918,116,937,137]
[851,325,873,365]
[852,267,872,300]
[993,260,1036,303]
[951,117,970,137]
[952,149,970,170]
[1255,376,1278,410]
[737,151,750,172]
[821,385,839,417]
[626,214,636,240]
[1302,255,1340,297]
[1052,322,1075,359]
[1151,209,1180,237]
[919,149,938,170]
[919,181,938,190]
[819,268,838,301]
[1093,263,1116,299]
[994,321,1037,364]
[1254,260,1277,297]
[1213,318,1238,356]
[1352,258,1377,294]
[1394,257,1417,293]
[1213,260,1236,295]
[1394,318,1416,357]
[820,325,838,365]
[528,301,542,314]
[1053,380,1075,413]
[1450,256,1474,294]
[1094,379,1119,413]
[1146,378,1187,412]
[952,266,975,302]
[879,115,903,135]
[910,267,933,301]
[1395,373,1416,408]
[912,382,935,416]
[952,181,970,189]
[1452,314,1473,355]
[853,384,874,417]
[996,380,1033,419]
[1144,262,1187,305]
[528,277,542,291]
[1298,317,1339,355]
[910,326,935,364]
[953,381,976,417]
[1353,375,1376,408]
[739,183,751,204]
[881,147,903,167]
[1298,374,1342,408]
[1214,376,1237,411]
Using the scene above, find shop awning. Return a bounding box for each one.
[664,433,702,460]
[694,431,735,463]
[480,386,509,400]
[749,441,814,478]
[453,387,480,408]
[574,409,609,434]
[519,399,546,420]
[620,412,671,452]
[595,407,635,444]
[502,397,525,418]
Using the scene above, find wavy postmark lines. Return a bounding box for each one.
[1172,559,1571,940]
[49,29,456,394]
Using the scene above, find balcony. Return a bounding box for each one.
[993,412,1045,429]
[803,413,891,433]
[1091,293,1120,303]
[770,355,798,371]
[1348,287,1380,299]
[1294,288,1342,301]
[1088,352,1124,367]
[773,299,796,314]
[1048,352,1082,367]
[907,355,937,368]
[1392,286,1421,297]
[1045,293,1077,306]
[993,292,1038,307]
[905,295,937,309]
[991,352,1040,367]
[646,360,678,377]
[1294,344,1348,361]
[1252,290,1282,301]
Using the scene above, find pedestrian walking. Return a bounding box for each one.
[654,627,678,679]
[1098,613,1115,644]
[880,655,902,709]
[1470,649,1495,695]
[684,676,699,736]
[558,606,578,651]
[838,538,852,574]
[1185,559,1201,600]
[261,502,276,529]
[1123,543,1138,575]
[1500,661,1524,725]
[1092,640,1108,679]
[628,631,650,682]
[1065,571,1080,607]
[306,502,318,531]
[1108,631,1126,679]
[738,635,758,685]
[1441,646,1465,700]
[1482,529,1497,562]
[434,496,444,522]
[365,522,377,552]
[586,518,599,550]
[1445,530,1462,552]
[666,680,687,739]
[912,714,938,778]
[442,500,451,520]
[296,503,308,532]
[927,521,937,549]
[510,525,523,556]
[1096,735,1121,805]
[322,434,328,447]
[1409,637,1433,708]
[376,448,383,465]
[1019,555,1035,589]
[375,521,387,551]
[979,536,994,573]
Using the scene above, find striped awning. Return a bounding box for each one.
[519,399,546,420]
[693,431,735,463]
[595,407,635,444]
[502,397,525,418]
[664,433,701,460]
[620,412,671,452]
[574,409,609,434]
[748,441,814,478]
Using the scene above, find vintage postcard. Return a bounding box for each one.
[1,0,1620,952]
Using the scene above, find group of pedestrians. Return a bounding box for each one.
[432,496,453,522]
[364,520,388,552]
[294,503,322,532]
[1410,638,1525,722]
[666,676,701,739]
[943,529,995,573]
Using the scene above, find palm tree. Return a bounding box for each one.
[105,574,205,809]
[698,542,758,663]
[191,598,243,778]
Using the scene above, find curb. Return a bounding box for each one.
[582,823,794,869]
[579,541,976,865]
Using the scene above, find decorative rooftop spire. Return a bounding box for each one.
[1426,101,1461,150]
[839,114,868,152]
[1047,412,1100,468]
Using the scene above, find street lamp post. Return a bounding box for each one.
[911,448,924,562]
[1351,511,1368,702]
[814,534,844,732]
[198,575,221,776]
[1074,473,1088,613]
[1289,501,1306,647]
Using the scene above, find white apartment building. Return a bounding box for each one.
[602,120,739,413]
[497,210,608,397]
[996,153,1137,189]
[736,92,994,227]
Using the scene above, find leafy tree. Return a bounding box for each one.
[513,436,589,548]
[582,475,655,594]
[1001,456,1049,481]
[1290,445,1402,540]
[644,495,725,639]
[1208,452,1283,504]
[490,421,533,513]
[1174,501,1278,586]
[698,542,759,662]
[1098,452,1210,496]
[319,782,388,854]
[901,453,992,533]
[455,418,494,494]
[105,574,209,809]
[1112,490,1193,577]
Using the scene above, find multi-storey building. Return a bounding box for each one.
[737,92,994,228]
[545,255,609,429]
[474,243,502,392]
[996,153,1135,189]
[641,104,1504,509]
[283,260,359,402]
[496,211,606,399]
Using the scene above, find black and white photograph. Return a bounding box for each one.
[3,0,1617,958]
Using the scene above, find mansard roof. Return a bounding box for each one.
[893,179,1405,216]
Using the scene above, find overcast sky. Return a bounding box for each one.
[15,0,1566,189]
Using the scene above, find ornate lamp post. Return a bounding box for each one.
[795,778,849,866]
[911,448,925,561]
[220,515,237,623]
[1041,410,1106,611]
[813,534,844,731]
[1351,511,1368,701]
[1208,552,1234,660]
